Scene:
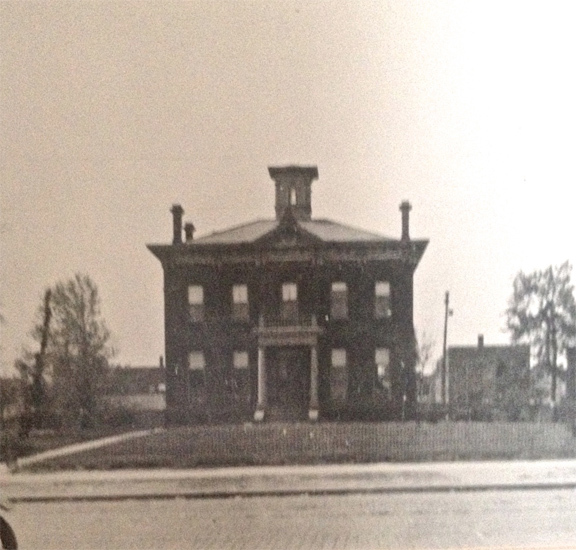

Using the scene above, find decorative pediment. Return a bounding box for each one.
[254,207,323,248]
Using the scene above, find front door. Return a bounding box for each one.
[267,347,310,421]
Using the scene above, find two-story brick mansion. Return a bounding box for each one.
[148,166,428,424]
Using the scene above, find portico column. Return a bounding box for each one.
[309,345,319,421]
[254,346,266,421]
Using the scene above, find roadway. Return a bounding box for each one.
[6,488,576,549]
[5,459,576,548]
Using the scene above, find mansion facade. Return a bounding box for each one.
[148,166,428,424]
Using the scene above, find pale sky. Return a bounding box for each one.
[1,1,575,375]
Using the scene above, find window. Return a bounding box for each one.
[282,282,297,301]
[374,281,391,318]
[330,348,348,403]
[281,282,298,320]
[188,351,205,371]
[188,351,206,404]
[233,351,249,369]
[375,348,391,399]
[188,285,204,322]
[231,350,250,402]
[233,284,248,303]
[232,284,249,320]
[290,187,297,205]
[330,281,348,320]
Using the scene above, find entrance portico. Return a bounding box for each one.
[254,315,322,422]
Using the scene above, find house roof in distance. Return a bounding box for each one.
[448,335,530,370]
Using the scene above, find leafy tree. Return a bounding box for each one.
[19,274,114,428]
[506,261,576,407]
[493,358,531,421]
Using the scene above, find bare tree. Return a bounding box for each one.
[506,261,576,410]
[415,331,435,402]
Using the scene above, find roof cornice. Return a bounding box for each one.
[147,239,428,269]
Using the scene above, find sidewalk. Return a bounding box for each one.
[4,428,576,502]
[4,428,163,471]
[4,459,576,502]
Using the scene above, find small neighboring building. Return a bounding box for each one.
[417,370,438,404]
[148,165,428,424]
[448,335,530,420]
[103,365,166,425]
[106,365,166,396]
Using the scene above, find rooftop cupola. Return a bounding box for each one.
[269,165,318,221]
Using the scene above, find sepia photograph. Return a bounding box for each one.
[1,1,576,548]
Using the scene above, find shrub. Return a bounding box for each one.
[97,405,136,428]
[0,431,32,463]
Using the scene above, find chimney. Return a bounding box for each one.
[400,201,412,241]
[170,204,184,244]
[478,334,484,349]
[184,222,196,242]
[268,165,318,221]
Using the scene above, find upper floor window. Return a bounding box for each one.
[290,187,297,205]
[281,282,298,320]
[374,281,391,318]
[282,282,297,301]
[330,348,348,403]
[188,285,204,322]
[188,351,205,371]
[330,281,348,320]
[232,284,249,320]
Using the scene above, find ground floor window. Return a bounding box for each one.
[188,351,206,404]
[375,348,391,399]
[231,350,250,402]
[330,348,348,404]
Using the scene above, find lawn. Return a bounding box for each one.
[16,421,576,472]
[1,426,133,464]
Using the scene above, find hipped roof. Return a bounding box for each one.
[191,218,393,245]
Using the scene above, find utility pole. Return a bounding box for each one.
[441,291,453,407]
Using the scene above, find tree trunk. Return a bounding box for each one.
[551,318,558,420]
[32,289,51,428]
